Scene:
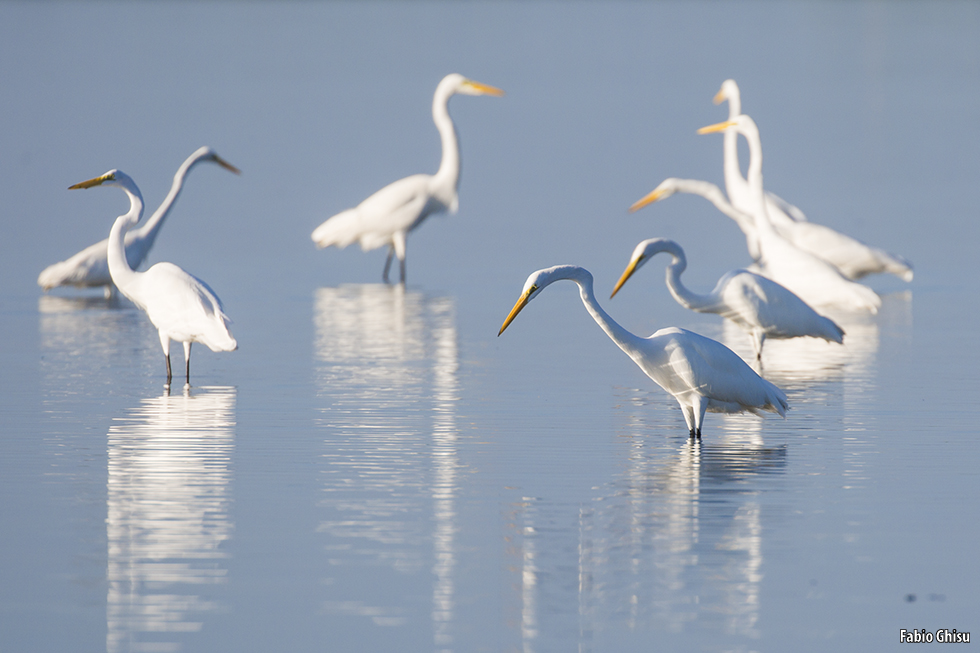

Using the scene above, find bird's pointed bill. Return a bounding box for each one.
[611,258,641,298]
[465,80,505,97]
[498,291,531,336]
[69,173,113,190]
[629,189,665,213]
[697,120,737,135]
[214,156,241,175]
[713,89,726,105]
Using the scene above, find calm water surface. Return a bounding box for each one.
[1,3,978,652]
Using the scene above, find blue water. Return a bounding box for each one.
[1,3,979,652]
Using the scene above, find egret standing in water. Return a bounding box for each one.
[610,237,844,362]
[39,147,240,296]
[312,73,504,283]
[713,80,913,282]
[698,116,882,313]
[69,170,237,388]
[498,265,788,438]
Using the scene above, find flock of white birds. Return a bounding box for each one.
[40,74,911,435]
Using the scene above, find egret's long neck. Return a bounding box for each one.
[432,85,460,192]
[658,244,713,312]
[107,187,145,290]
[722,97,745,199]
[739,123,777,237]
[131,154,200,244]
[568,269,643,355]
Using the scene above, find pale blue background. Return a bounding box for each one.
[1,3,978,652]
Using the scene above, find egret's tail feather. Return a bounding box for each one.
[311,209,361,249]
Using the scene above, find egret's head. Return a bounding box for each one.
[69,169,127,190]
[714,79,740,106]
[698,113,758,141]
[443,73,505,97]
[188,146,242,175]
[611,238,678,298]
[498,265,583,336]
[630,178,682,213]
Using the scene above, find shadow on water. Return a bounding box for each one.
[105,386,237,653]
[312,284,459,648]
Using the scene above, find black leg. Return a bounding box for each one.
[185,357,191,386]
[696,427,701,439]
[399,257,406,284]
[689,428,696,438]
[383,248,394,283]
[165,354,172,387]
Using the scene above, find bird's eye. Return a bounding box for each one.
[527,284,538,295]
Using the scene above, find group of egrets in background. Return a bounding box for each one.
[41,74,911,436]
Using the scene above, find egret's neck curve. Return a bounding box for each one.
[557,267,644,356]
[131,150,207,244]
[655,242,714,312]
[432,82,461,197]
[106,185,145,292]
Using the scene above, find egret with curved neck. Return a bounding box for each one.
[610,237,844,362]
[312,73,504,283]
[498,265,788,437]
[38,147,240,295]
[69,170,237,388]
[699,115,882,313]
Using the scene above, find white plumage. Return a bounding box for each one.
[698,115,883,313]
[39,147,239,295]
[713,80,912,281]
[610,237,844,362]
[312,73,504,282]
[69,169,236,388]
[498,265,788,437]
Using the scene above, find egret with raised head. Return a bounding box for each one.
[713,80,912,281]
[39,147,240,296]
[312,73,504,283]
[69,170,237,388]
[698,115,882,313]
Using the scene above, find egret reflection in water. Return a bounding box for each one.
[313,284,460,647]
[506,402,786,649]
[105,386,236,653]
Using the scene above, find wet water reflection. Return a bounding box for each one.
[313,284,460,648]
[105,386,236,653]
[507,404,786,650]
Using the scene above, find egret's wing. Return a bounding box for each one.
[311,174,433,251]
[653,328,787,415]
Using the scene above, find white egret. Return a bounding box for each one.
[610,237,844,362]
[698,116,882,313]
[311,73,504,283]
[39,147,240,296]
[69,170,237,388]
[498,265,788,438]
[714,80,913,281]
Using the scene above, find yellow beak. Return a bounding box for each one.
[713,89,726,105]
[697,120,737,135]
[68,174,111,190]
[465,80,506,97]
[629,188,665,213]
[498,290,531,336]
[611,257,641,299]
